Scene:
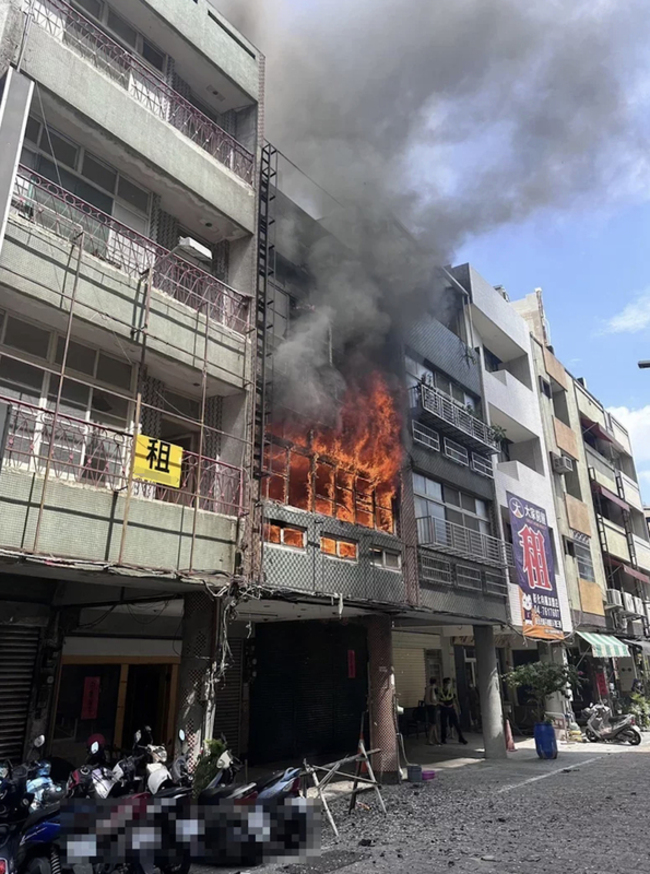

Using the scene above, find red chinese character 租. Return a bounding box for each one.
[518,524,553,591]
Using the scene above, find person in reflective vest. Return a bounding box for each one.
[439,677,468,745]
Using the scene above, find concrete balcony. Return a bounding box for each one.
[484,368,539,436]
[495,458,548,500]
[0,397,243,570]
[416,516,508,568]
[22,1,255,232]
[4,170,248,390]
[417,384,501,454]
[633,535,650,574]
[622,472,644,512]
[586,446,618,493]
[602,518,631,563]
[554,417,579,460]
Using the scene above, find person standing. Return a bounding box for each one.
[439,677,468,745]
[424,677,440,745]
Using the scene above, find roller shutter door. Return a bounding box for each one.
[393,647,426,709]
[0,626,40,761]
[212,638,244,754]
[250,621,368,765]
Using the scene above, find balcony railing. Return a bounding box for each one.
[416,515,508,567]
[417,384,501,453]
[12,168,249,334]
[1,395,244,516]
[30,0,254,184]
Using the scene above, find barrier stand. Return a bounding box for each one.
[303,741,387,838]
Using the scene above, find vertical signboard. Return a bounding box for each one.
[507,492,564,640]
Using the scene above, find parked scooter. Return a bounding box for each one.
[0,736,65,874]
[583,703,642,744]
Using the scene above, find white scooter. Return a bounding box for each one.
[583,703,642,745]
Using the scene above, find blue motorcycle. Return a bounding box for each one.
[0,736,65,874]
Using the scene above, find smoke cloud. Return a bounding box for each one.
[216,0,650,416]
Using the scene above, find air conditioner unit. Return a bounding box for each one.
[623,591,636,614]
[178,236,212,263]
[606,588,623,609]
[422,371,435,388]
[552,454,574,475]
[645,602,650,623]
[634,596,645,616]
[627,619,644,639]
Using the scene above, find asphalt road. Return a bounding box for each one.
[252,742,650,874]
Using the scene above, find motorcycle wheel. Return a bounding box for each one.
[585,729,598,743]
[623,729,642,746]
[157,863,190,874]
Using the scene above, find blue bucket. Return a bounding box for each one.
[534,722,558,759]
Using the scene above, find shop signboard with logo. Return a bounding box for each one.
[507,492,564,640]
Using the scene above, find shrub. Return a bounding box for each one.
[503,661,582,723]
[192,737,226,798]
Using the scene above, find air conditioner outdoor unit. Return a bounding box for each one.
[623,591,636,614]
[645,602,650,623]
[552,454,574,474]
[606,588,623,609]
[634,596,645,616]
[178,236,213,263]
[628,619,644,639]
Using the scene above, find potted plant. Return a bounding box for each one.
[503,661,581,759]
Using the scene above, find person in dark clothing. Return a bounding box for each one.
[439,677,468,745]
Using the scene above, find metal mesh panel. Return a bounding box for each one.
[140,375,164,435]
[204,396,223,460]
[156,208,180,252]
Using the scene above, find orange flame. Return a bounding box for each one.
[265,373,402,532]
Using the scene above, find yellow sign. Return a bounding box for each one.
[133,435,183,488]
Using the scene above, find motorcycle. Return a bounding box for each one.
[0,736,65,874]
[583,703,642,745]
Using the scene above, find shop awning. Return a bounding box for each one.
[576,631,631,658]
[621,638,650,656]
[608,559,650,585]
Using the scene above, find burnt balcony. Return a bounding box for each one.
[416,515,509,568]
[11,168,249,334]
[30,0,254,185]
[416,383,501,454]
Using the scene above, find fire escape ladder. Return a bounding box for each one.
[613,467,638,567]
[254,142,278,479]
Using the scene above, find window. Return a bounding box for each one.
[413,472,491,540]
[21,118,151,231]
[574,542,596,582]
[5,317,50,358]
[539,377,552,400]
[371,547,401,570]
[484,347,502,373]
[141,39,165,72]
[321,536,358,561]
[74,0,102,18]
[264,522,306,549]
[107,9,137,46]
[71,1,167,71]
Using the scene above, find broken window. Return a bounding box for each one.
[264,521,305,549]
[320,536,358,561]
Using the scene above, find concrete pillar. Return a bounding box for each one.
[473,625,507,759]
[0,67,34,252]
[365,615,400,783]
[176,592,220,768]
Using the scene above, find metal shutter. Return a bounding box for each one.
[393,647,426,709]
[0,626,40,761]
[212,638,244,755]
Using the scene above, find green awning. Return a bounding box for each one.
[576,631,631,659]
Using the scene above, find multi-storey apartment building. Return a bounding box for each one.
[0,0,260,763]
[515,291,650,708]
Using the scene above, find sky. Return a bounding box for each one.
[455,199,650,501]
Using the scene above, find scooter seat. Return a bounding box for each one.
[23,803,60,832]
[155,785,192,799]
[198,783,255,805]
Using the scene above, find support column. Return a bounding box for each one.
[473,625,507,759]
[365,615,399,783]
[0,68,34,253]
[176,592,220,769]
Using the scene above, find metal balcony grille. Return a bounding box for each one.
[418,383,501,453]
[30,0,254,184]
[12,168,249,333]
[412,420,440,452]
[443,436,469,466]
[417,552,509,600]
[416,515,507,567]
[1,395,245,516]
[471,453,493,478]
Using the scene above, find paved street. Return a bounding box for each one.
[252,741,650,874]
